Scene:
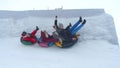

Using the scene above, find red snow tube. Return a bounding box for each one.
[20,37,37,45]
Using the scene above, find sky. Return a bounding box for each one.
[0,0,119,11]
[0,0,119,18]
[0,0,120,40]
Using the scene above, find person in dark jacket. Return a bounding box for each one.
[21,26,39,44]
[53,16,86,42]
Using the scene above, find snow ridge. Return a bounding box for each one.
[0,9,118,44]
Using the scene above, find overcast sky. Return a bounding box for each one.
[0,0,120,35]
[0,0,119,18]
[0,0,118,10]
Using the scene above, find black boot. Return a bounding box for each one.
[79,16,82,22]
[82,19,86,24]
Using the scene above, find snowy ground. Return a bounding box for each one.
[0,9,120,68]
[0,38,120,68]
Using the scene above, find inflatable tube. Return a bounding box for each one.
[38,37,54,47]
[20,37,37,45]
[55,34,79,48]
[39,42,54,47]
[55,39,78,48]
[62,39,78,48]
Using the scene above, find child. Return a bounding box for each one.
[21,26,39,44]
[40,30,58,43]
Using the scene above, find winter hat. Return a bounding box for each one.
[58,23,63,29]
[22,31,27,36]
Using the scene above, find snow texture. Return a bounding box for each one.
[0,9,120,68]
[0,38,120,68]
[0,9,118,44]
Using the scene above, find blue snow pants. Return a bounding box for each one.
[70,20,85,35]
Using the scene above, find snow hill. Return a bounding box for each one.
[0,9,120,68]
[0,9,118,44]
[0,9,104,18]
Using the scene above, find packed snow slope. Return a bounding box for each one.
[0,9,118,44]
[0,38,120,68]
[0,9,120,68]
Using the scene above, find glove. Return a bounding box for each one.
[36,26,39,30]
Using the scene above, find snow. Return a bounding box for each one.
[0,38,120,68]
[0,9,120,68]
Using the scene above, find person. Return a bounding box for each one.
[21,26,39,44]
[54,16,58,25]
[40,30,59,43]
[53,16,86,42]
[69,18,86,35]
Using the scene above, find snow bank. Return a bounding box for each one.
[0,38,120,68]
[0,9,104,18]
[79,14,118,44]
[0,9,119,68]
[0,9,118,44]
